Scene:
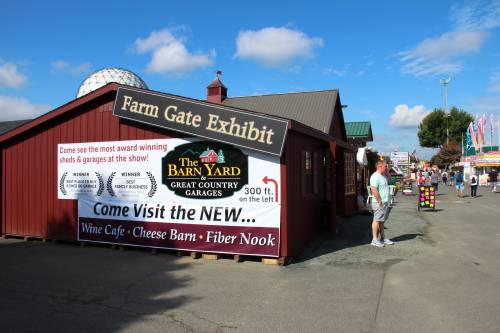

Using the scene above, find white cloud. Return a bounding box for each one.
[235,27,323,66]
[133,29,179,53]
[489,68,500,92]
[0,60,27,89]
[148,43,215,74]
[450,0,500,31]
[390,104,430,128]
[0,95,51,121]
[399,31,488,77]
[323,64,349,76]
[51,60,91,75]
[323,69,344,76]
[132,28,214,75]
[402,31,486,61]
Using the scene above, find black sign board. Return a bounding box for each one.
[418,185,436,210]
[112,87,289,156]
[162,141,248,199]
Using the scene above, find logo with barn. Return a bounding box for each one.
[162,141,248,199]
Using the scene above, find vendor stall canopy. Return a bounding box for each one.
[76,68,148,98]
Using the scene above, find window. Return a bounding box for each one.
[302,149,321,196]
[344,152,356,195]
[303,150,313,195]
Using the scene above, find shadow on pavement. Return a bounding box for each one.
[0,238,198,333]
[293,211,421,264]
[391,233,423,242]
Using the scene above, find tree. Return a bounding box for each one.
[418,107,473,148]
[217,149,225,163]
[430,141,462,168]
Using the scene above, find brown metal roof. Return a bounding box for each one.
[0,84,341,148]
[0,119,31,135]
[223,90,339,134]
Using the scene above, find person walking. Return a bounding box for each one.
[470,173,478,197]
[455,170,464,198]
[430,170,440,194]
[417,172,425,186]
[442,171,448,185]
[488,168,498,193]
[370,160,394,248]
[450,170,455,187]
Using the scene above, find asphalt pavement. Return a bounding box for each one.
[0,183,499,333]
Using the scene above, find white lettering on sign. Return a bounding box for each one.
[206,115,274,144]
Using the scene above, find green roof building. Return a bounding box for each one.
[345,121,373,147]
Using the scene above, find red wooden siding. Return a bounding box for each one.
[281,130,329,259]
[0,92,182,240]
[1,86,342,260]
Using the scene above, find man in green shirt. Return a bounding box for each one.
[370,160,395,248]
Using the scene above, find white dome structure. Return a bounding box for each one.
[76,67,148,98]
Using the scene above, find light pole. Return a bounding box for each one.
[440,77,451,145]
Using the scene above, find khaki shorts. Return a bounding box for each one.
[372,202,389,222]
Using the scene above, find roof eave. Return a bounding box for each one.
[288,120,354,150]
[0,83,119,143]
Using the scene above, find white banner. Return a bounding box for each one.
[58,138,281,206]
[390,151,409,164]
[78,199,280,228]
[59,138,282,256]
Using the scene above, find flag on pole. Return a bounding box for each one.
[498,115,500,148]
[469,121,478,150]
[411,149,418,161]
[461,132,464,154]
[483,113,487,145]
[466,126,472,150]
[479,114,487,148]
[490,113,495,147]
[477,118,483,147]
[476,118,480,146]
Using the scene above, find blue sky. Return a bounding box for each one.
[1,0,500,158]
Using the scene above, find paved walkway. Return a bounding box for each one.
[374,184,500,332]
[0,184,499,332]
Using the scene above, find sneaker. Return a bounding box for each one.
[371,240,384,247]
[383,238,395,245]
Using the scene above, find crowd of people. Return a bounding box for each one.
[369,161,498,249]
[414,166,498,198]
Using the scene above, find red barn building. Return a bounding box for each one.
[0,70,357,263]
[199,149,218,163]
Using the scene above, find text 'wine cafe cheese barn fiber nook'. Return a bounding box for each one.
[0,70,356,263]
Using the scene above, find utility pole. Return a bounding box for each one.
[440,77,451,145]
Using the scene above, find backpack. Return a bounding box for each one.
[456,173,463,183]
